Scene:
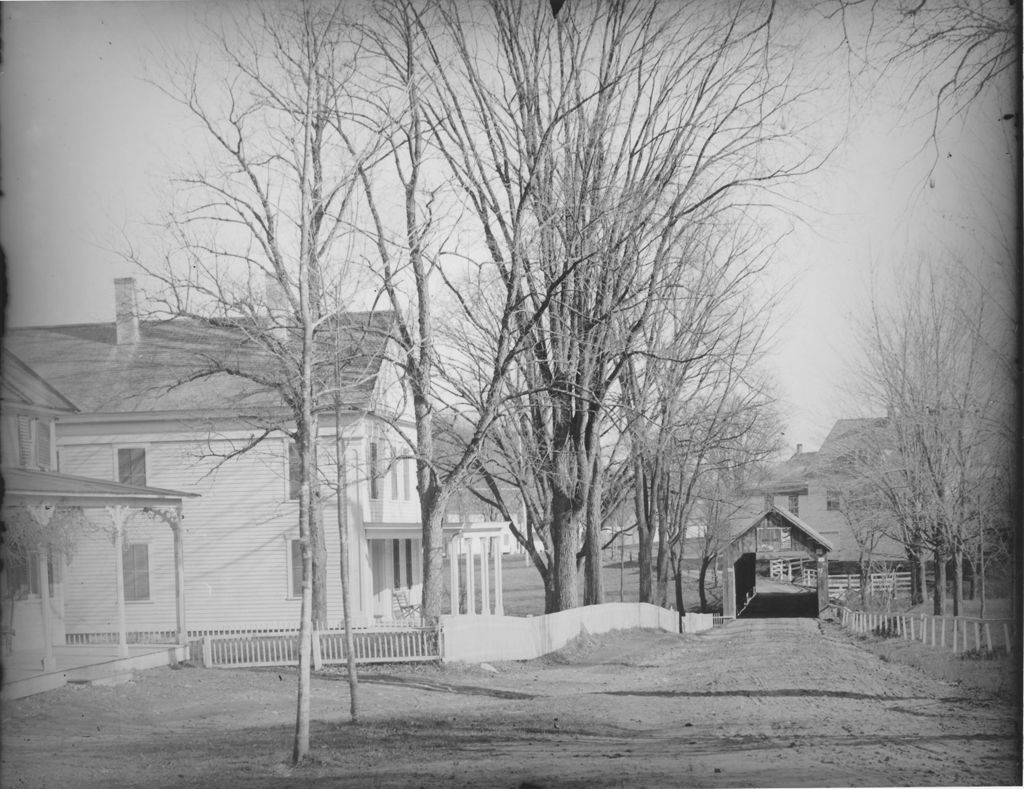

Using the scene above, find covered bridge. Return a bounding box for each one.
[722,506,834,619]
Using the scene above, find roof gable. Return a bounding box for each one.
[730,505,835,553]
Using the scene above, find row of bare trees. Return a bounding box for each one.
[131,0,828,763]
[833,259,1015,618]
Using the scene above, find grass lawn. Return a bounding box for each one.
[444,550,722,617]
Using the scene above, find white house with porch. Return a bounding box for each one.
[4,280,433,638]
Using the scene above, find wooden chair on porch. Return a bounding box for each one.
[392,588,422,623]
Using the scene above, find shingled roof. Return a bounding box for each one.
[5,311,395,417]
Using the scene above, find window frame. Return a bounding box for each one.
[787,493,800,517]
[287,538,304,599]
[115,446,148,487]
[826,489,841,512]
[122,542,151,602]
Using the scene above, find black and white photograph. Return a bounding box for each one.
[1,1,1019,786]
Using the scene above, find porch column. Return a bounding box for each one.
[722,548,736,619]
[171,516,187,646]
[107,506,130,658]
[448,535,459,615]
[480,537,491,615]
[37,551,55,671]
[493,536,504,616]
[27,506,56,671]
[464,537,476,615]
[816,550,829,614]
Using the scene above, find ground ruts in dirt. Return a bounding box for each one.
[1,618,1019,787]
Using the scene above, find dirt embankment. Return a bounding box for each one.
[2,618,1019,788]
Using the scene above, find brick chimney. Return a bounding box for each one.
[114,277,140,345]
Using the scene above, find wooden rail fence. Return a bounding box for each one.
[828,573,912,596]
[195,626,441,668]
[835,606,1015,655]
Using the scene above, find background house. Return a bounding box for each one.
[730,419,906,571]
[5,279,423,636]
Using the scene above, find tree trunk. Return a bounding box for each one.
[634,463,654,603]
[583,439,603,606]
[698,555,713,613]
[419,486,447,624]
[311,474,328,629]
[932,545,947,616]
[655,518,671,608]
[551,487,580,611]
[333,430,358,723]
[978,538,987,619]
[908,549,925,606]
[951,543,964,617]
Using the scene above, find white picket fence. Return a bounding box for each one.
[835,606,1015,655]
[197,625,440,668]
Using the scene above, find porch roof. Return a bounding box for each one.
[2,466,198,509]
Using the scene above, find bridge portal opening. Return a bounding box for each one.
[723,507,833,620]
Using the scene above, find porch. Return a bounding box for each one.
[2,642,189,700]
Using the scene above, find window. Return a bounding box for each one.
[369,441,380,500]
[757,526,791,553]
[288,441,301,500]
[404,538,413,587]
[392,540,402,589]
[390,453,400,500]
[117,448,146,486]
[787,494,799,517]
[35,421,51,470]
[122,543,150,601]
[826,489,840,512]
[289,539,304,598]
[403,458,411,500]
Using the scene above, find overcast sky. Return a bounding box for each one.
[2,1,1015,452]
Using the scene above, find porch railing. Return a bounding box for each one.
[196,625,441,668]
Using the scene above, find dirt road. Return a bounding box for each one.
[1,618,1019,788]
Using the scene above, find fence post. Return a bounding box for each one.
[974,621,981,653]
[951,619,957,653]
[202,635,212,667]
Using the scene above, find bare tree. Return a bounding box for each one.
[854,256,1013,616]
[402,0,821,612]
[828,0,1018,137]
[132,0,376,762]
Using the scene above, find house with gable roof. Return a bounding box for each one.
[5,278,429,636]
[729,419,906,569]
[1,349,198,698]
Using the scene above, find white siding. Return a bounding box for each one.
[59,428,376,631]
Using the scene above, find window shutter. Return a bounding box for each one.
[288,442,301,500]
[290,540,304,598]
[17,416,32,466]
[369,442,379,500]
